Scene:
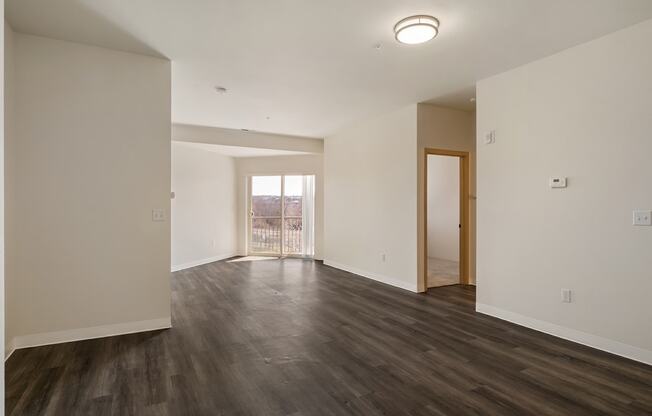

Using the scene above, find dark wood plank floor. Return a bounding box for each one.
[6,258,652,415]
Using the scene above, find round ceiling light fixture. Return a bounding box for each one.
[394,15,439,45]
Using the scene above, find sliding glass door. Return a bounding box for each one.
[249,175,315,257]
[250,176,282,255]
[283,175,303,255]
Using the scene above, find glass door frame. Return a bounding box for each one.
[247,174,311,258]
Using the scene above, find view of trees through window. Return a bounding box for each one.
[250,176,303,254]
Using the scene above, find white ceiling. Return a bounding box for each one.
[173,141,308,158]
[7,1,652,138]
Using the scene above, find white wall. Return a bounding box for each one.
[3,19,13,360]
[171,142,237,271]
[235,154,324,259]
[476,19,652,364]
[427,155,460,261]
[5,33,171,353]
[1,7,6,408]
[324,105,418,292]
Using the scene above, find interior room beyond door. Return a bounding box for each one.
[427,154,461,288]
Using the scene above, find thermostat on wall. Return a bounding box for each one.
[549,177,567,188]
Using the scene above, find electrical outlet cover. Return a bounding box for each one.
[633,210,652,226]
[152,209,165,222]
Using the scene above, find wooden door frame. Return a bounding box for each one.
[423,148,470,289]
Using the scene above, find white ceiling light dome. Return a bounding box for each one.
[394,15,439,45]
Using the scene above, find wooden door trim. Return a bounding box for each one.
[424,148,470,290]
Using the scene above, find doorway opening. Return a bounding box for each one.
[424,149,469,288]
[248,175,315,257]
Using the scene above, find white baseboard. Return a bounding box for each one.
[323,260,418,293]
[171,253,236,272]
[5,341,15,362]
[476,303,652,366]
[7,317,172,359]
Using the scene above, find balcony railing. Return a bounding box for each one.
[250,217,302,255]
[284,217,302,254]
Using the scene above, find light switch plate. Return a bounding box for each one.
[633,210,652,226]
[152,209,166,222]
[484,130,496,145]
[561,288,572,303]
